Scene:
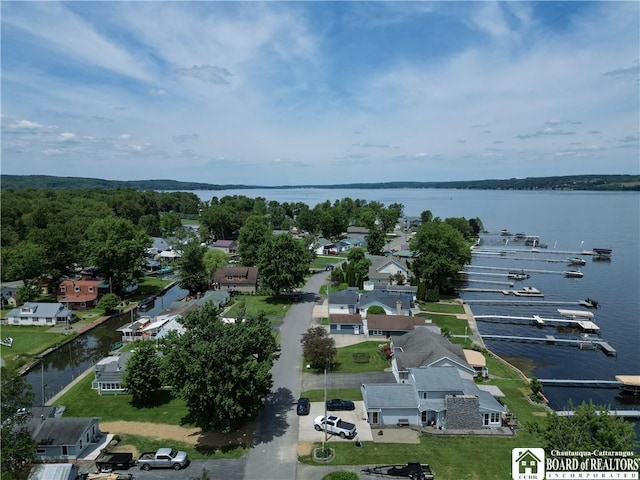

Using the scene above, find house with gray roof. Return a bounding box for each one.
[328,288,359,315]
[365,256,411,290]
[361,365,506,430]
[329,313,363,335]
[27,407,102,460]
[359,290,414,316]
[391,327,475,382]
[92,352,132,395]
[365,314,430,337]
[6,302,72,326]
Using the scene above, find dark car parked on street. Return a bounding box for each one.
[326,398,355,411]
[296,397,310,415]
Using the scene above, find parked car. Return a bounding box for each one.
[296,397,310,415]
[326,398,355,411]
[314,415,357,439]
[137,448,189,471]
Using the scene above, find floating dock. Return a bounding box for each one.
[539,379,622,388]
[475,314,600,332]
[481,334,616,356]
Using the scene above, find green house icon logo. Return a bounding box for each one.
[512,448,545,480]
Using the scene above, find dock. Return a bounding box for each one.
[458,287,543,297]
[555,410,640,418]
[539,379,622,388]
[475,314,600,332]
[481,334,616,356]
[464,300,584,306]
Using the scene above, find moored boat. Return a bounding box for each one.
[564,270,584,278]
[508,270,530,281]
[567,257,586,266]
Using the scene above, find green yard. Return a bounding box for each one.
[334,341,391,373]
[223,295,292,318]
[418,301,465,314]
[416,312,468,335]
[0,325,71,370]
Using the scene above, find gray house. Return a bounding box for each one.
[328,289,359,315]
[365,256,410,289]
[359,290,414,316]
[27,407,102,460]
[329,313,363,334]
[361,365,506,429]
[92,352,132,395]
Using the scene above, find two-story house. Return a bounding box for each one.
[214,266,259,293]
[57,279,104,310]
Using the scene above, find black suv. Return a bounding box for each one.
[296,397,310,415]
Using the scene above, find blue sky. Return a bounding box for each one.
[2,1,638,185]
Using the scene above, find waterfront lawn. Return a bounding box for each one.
[0,326,69,370]
[224,295,291,318]
[416,312,468,335]
[418,301,465,314]
[300,388,363,402]
[59,374,188,425]
[334,341,391,373]
[134,277,173,297]
[303,430,541,480]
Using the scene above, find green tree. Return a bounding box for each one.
[420,210,433,224]
[257,234,310,296]
[1,366,37,477]
[97,293,121,313]
[82,217,151,294]
[366,229,386,255]
[160,213,183,237]
[539,401,637,452]
[203,249,229,286]
[238,215,271,266]
[160,303,279,432]
[139,214,161,237]
[367,305,386,315]
[445,217,474,239]
[343,247,371,289]
[379,205,401,233]
[177,241,207,296]
[2,242,48,285]
[122,340,162,406]
[530,377,544,400]
[301,326,336,370]
[410,220,471,292]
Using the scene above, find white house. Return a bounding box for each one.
[6,303,73,326]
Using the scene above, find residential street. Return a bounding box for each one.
[243,272,329,480]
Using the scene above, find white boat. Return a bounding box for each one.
[558,309,594,318]
[508,270,530,281]
[513,286,544,297]
[564,270,584,278]
[567,257,586,266]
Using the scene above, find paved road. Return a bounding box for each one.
[243,273,329,480]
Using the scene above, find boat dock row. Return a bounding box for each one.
[539,376,640,393]
[475,314,600,332]
[481,334,616,356]
[458,287,544,297]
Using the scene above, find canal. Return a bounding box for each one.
[26,283,188,405]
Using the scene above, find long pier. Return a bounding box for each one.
[555,410,640,418]
[539,379,622,388]
[481,334,616,356]
[464,299,582,306]
[475,314,600,332]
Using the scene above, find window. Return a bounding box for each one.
[88,287,94,292]
[421,411,428,422]
[371,412,379,424]
[421,392,428,399]
[60,286,66,292]
[371,330,383,336]
[74,286,80,292]
[62,445,68,455]
[491,412,500,423]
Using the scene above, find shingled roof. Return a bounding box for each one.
[391,327,472,373]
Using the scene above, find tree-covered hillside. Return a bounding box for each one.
[1,174,638,191]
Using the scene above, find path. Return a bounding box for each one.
[243,272,328,480]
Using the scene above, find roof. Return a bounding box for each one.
[477,385,506,398]
[329,314,362,325]
[392,327,472,373]
[359,291,413,311]
[212,239,236,248]
[347,226,370,234]
[410,366,465,392]
[214,266,259,285]
[7,302,69,318]
[28,463,77,480]
[95,352,132,383]
[367,314,424,332]
[28,416,99,446]
[361,383,417,409]
[329,289,359,305]
[463,349,487,368]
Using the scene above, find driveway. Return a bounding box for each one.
[298,401,373,443]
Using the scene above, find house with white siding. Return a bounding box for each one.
[5,302,73,326]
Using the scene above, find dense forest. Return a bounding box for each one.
[2,174,638,191]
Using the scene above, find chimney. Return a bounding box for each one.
[396,299,402,315]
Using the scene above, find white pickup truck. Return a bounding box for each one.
[137,448,189,471]
[314,415,357,439]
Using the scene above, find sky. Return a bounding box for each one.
[1,1,639,186]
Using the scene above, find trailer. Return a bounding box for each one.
[362,462,434,480]
[95,451,136,472]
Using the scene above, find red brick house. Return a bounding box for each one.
[214,267,259,294]
[57,279,104,310]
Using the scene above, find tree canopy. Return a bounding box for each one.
[160,302,279,432]
[177,240,208,296]
[301,326,337,370]
[238,214,271,266]
[1,366,37,478]
[257,233,311,295]
[410,219,471,292]
[122,340,163,407]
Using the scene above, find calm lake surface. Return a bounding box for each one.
[193,188,639,411]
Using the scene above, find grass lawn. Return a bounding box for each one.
[117,433,246,459]
[416,312,468,335]
[133,277,173,299]
[224,295,291,318]
[58,374,188,425]
[300,388,363,402]
[334,341,391,373]
[303,430,542,480]
[0,325,70,370]
[418,301,465,314]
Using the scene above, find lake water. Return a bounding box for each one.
[192,188,639,411]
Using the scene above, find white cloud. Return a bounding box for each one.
[8,119,46,130]
[149,88,167,96]
[59,132,77,141]
[118,133,131,140]
[42,148,64,155]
